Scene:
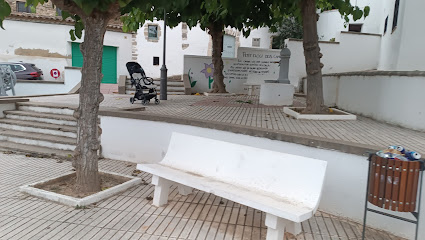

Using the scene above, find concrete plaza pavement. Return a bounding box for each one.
[0,152,405,240]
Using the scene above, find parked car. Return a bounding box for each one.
[0,62,43,80]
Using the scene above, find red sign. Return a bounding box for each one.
[50,69,60,79]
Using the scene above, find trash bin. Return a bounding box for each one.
[368,154,422,212]
[362,153,424,240]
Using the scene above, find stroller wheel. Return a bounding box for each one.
[155,99,160,105]
[130,97,135,104]
[142,99,149,105]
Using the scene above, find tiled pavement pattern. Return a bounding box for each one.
[100,84,119,94]
[0,153,405,240]
[30,94,425,154]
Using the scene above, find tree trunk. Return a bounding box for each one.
[73,15,108,194]
[301,0,326,114]
[209,23,227,93]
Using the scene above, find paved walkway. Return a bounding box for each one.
[30,94,425,154]
[100,84,119,94]
[0,153,404,240]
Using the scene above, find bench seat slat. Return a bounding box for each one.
[138,163,314,223]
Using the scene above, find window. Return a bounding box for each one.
[384,16,388,34]
[252,38,261,47]
[0,64,25,72]
[148,25,158,39]
[348,24,362,33]
[392,0,400,32]
[16,1,34,13]
[153,57,159,65]
[271,36,281,49]
[11,64,25,72]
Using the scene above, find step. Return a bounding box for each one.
[0,119,77,138]
[126,82,184,87]
[153,81,184,86]
[126,86,185,92]
[125,90,185,95]
[0,141,74,159]
[17,102,76,115]
[0,128,76,151]
[126,78,182,84]
[4,110,77,126]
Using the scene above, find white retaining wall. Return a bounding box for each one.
[100,116,423,240]
[286,32,381,91]
[13,67,81,96]
[323,74,425,131]
[0,20,132,81]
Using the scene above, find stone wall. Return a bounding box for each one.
[6,0,122,25]
[7,0,57,17]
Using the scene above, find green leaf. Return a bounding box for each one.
[69,29,76,41]
[61,11,71,20]
[74,20,84,39]
[0,0,11,29]
[191,81,197,88]
[364,6,370,18]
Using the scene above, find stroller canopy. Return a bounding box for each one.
[126,62,147,79]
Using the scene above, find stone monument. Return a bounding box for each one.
[259,48,295,106]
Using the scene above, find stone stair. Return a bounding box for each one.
[0,102,77,159]
[125,75,186,95]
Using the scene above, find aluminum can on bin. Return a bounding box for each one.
[405,151,421,161]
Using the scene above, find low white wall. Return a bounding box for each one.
[13,67,80,96]
[184,47,280,93]
[100,116,423,239]
[323,73,425,131]
[286,32,381,91]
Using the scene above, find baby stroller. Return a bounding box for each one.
[126,62,159,105]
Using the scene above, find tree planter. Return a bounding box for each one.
[20,171,141,207]
[283,107,356,120]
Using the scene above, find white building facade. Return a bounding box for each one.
[316,0,425,71]
[135,21,274,78]
[0,14,132,83]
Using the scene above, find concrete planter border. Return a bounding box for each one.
[283,107,357,120]
[20,171,141,207]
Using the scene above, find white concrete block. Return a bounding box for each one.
[259,83,294,106]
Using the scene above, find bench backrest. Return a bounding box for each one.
[161,132,327,210]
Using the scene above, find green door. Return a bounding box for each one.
[71,42,117,84]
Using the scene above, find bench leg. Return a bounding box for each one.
[151,175,172,207]
[282,219,302,235]
[265,213,302,240]
[178,185,193,196]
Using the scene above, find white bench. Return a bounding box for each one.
[137,133,327,240]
